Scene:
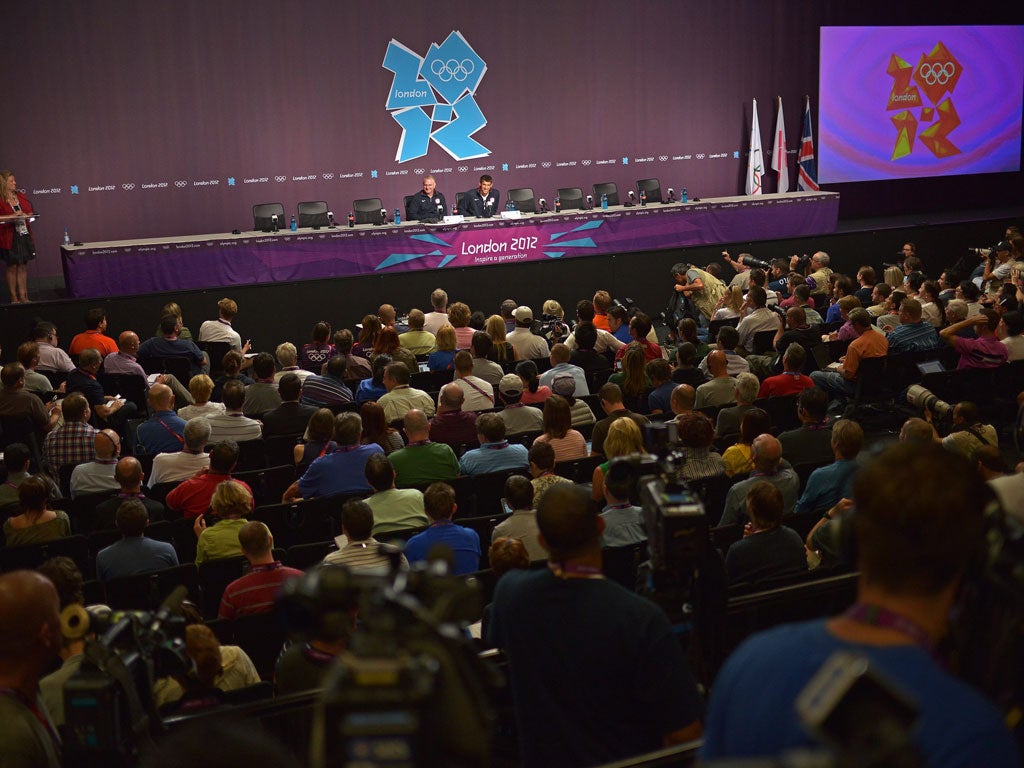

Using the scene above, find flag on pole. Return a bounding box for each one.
[771,97,789,193]
[797,95,820,191]
[745,98,764,195]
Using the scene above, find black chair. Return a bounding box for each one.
[687,475,736,527]
[198,555,249,619]
[0,534,92,575]
[0,416,45,473]
[252,203,285,231]
[283,541,337,570]
[232,464,295,507]
[410,369,454,393]
[507,188,536,214]
[554,455,604,484]
[754,394,801,434]
[297,200,329,228]
[234,439,268,472]
[454,191,465,212]
[792,461,832,493]
[104,563,201,610]
[251,498,337,550]
[454,515,505,569]
[636,178,662,203]
[353,197,385,225]
[602,541,647,591]
[707,316,740,341]
[377,526,426,545]
[140,356,191,383]
[750,330,777,356]
[197,341,233,378]
[231,611,290,680]
[592,182,619,206]
[99,372,148,412]
[263,434,303,469]
[67,490,118,536]
[557,187,585,211]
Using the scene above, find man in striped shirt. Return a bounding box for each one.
[206,379,263,443]
[323,499,409,572]
[880,299,940,354]
[218,521,303,620]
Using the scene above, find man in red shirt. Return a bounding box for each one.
[68,308,119,357]
[218,521,303,620]
[758,344,816,398]
[613,313,663,363]
[165,441,253,518]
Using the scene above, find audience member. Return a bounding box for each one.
[399,309,436,355]
[261,373,317,437]
[193,479,253,564]
[809,309,888,401]
[675,412,727,481]
[935,401,998,460]
[302,354,355,408]
[720,435,799,527]
[695,350,738,410]
[492,475,545,561]
[722,407,772,478]
[516,359,551,404]
[378,362,435,423]
[427,324,458,372]
[528,441,572,507]
[600,461,647,548]
[793,419,863,514]
[149,417,212,487]
[136,383,186,454]
[724,481,807,585]
[390,410,460,487]
[539,343,590,396]
[206,379,262,443]
[591,417,647,502]
[324,499,409,572]
[178,374,224,420]
[69,307,119,356]
[69,429,121,497]
[284,412,383,501]
[94,456,165,529]
[447,350,496,411]
[364,453,428,535]
[360,400,404,454]
[459,413,529,475]
[940,307,1010,369]
[533,394,588,462]
[218,521,302,619]
[429,383,480,449]
[198,297,249,351]
[758,343,815,398]
[103,330,193,405]
[881,298,940,353]
[0,362,59,440]
[698,326,750,377]
[166,441,252,518]
[405,482,481,574]
[715,372,759,437]
[242,351,282,416]
[32,320,75,373]
[777,387,833,465]
[496,373,544,435]
[3,477,71,547]
[95,499,179,581]
[138,314,207,378]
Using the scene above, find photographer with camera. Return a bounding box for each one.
[982,241,1015,295]
[923,400,997,462]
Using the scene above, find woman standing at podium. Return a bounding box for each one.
[0,170,35,303]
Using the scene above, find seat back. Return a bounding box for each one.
[253,203,285,231]
[707,316,740,341]
[251,499,337,549]
[636,178,662,203]
[283,541,337,571]
[602,541,647,591]
[0,534,92,576]
[592,182,619,206]
[232,611,290,680]
[103,563,201,610]
[353,198,385,225]
[197,340,234,378]
[198,555,249,618]
[297,201,329,228]
[507,188,536,214]
[556,187,585,210]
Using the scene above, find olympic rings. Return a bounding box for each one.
[918,61,956,86]
[429,58,475,82]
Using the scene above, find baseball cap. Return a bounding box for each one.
[499,373,524,396]
[993,241,1012,253]
[513,306,534,322]
[551,375,577,397]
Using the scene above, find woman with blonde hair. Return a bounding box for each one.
[590,417,646,501]
[712,286,745,321]
[486,314,517,363]
[194,480,253,564]
[179,374,225,419]
[0,169,35,303]
[428,324,458,371]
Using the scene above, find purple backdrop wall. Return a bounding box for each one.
[4,1,1022,280]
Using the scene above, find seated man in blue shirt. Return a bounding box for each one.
[137,314,208,378]
[282,412,383,501]
[404,482,480,575]
[135,383,186,455]
[456,174,500,218]
[406,174,448,222]
[459,413,529,476]
[881,298,940,354]
[701,442,1019,765]
[793,419,863,516]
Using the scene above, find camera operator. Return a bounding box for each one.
[0,570,63,768]
[983,241,1015,295]
[701,443,1019,765]
[666,261,727,335]
[923,400,997,461]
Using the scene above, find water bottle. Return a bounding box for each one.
[640,189,647,206]
[554,194,561,213]
[601,193,608,210]
[290,215,297,231]
[394,208,401,225]
[682,187,688,204]
[348,211,355,228]
[452,203,457,215]
[63,227,71,246]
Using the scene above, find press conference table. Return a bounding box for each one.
[61,191,839,299]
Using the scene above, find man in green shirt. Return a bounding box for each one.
[390,410,459,488]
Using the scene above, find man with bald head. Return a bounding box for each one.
[69,428,121,498]
[378,303,408,333]
[390,410,460,487]
[65,347,133,431]
[102,330,193,405]
[694,350,738,409]
[881,298,940,353]
[94,456,166,529]
[0,570,63,768]
[670,383,696,420]
[428,382,479,449]
[135,382,187,455]
[720,434,799,527]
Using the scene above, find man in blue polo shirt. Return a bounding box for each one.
[404,482,480,575]
[881,298,940,354]
[458,413,529,476]
[283,412,383,501]
[135,383,186,455]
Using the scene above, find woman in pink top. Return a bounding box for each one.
[448,302,476,349]
[533,395,587,462]
[517,360,551,405]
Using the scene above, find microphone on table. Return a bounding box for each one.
[327,211,335,228]
[626,190,635,207]
[667,187,676,202]
[539,198,548,213]
[271,214,279,232]
[436,200,444,218]
[586,194,593,209]
[379,207,388,225]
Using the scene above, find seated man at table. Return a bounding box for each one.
[138,315,208,378]
[406,174,448,222]
[456,174,500,217]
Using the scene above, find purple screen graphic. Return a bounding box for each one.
[818,26,1024,184]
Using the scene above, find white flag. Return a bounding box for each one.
[771,97,789,193]
[745,98,764,195]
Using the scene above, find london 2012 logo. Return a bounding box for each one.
[383,31,489,162]
[886,41,962,161]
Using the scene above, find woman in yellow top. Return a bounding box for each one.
[721,408,771,477]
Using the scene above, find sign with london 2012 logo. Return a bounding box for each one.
[383,31,489,163]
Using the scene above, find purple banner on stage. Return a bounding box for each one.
[61,193,838,299]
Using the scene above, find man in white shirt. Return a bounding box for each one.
[445,351,495,411]
[70,430,120,498]
[198,297,251,353]
[736,287,782,354]
[538,344,590,396]
[378,362,436,423]
[507,306,551,360]
[149,417,212,486]
[422,288,451,336]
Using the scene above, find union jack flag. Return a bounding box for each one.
[797,96,820,192]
